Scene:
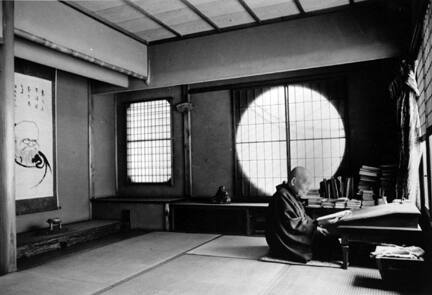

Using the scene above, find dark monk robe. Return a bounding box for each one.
[265,183,317,262]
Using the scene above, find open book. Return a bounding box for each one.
[316,210,352,224]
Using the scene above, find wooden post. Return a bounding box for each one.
[0,0,16,275]
[87,80,94,218]
[181,85,193,198]
[341,236,349,270]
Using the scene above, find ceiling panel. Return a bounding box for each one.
[69,0,363,43]
[116,15,160,33]
[244,0,300,20]
[130,0,213,35]
[188,0,255,28]
[73,0,125,12]
[300,0,349,12]
[95,4,145,23]
[115,16,177,42]
[135,27,177,41]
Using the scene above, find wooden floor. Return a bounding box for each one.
[0,232,430,295]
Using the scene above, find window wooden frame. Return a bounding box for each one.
[117,97,175,187]
[419,129,432,217]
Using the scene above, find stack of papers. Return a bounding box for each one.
[371,245,425,260]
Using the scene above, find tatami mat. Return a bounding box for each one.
[100,254,287,295]
[264,264,428,295]
[1,233,429,295]
[0,232,218,295]
[100,253,426,295]
[187,235,269,260]
[0,270,105,295]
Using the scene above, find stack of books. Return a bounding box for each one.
[379,164,397,199]
[334,198,348,208]
[322,199,335,208]
[361,189,376,207]
[358,165,380,193]
[347,199,362,209]
[306,196,323,208]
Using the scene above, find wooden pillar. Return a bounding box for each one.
[0,0,16,275]
[181,85,193,198]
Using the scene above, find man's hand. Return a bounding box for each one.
[327,217,341,224]
[316,226,329,236]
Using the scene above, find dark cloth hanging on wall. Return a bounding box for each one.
[389,61,421,200]
[265,183,317,262]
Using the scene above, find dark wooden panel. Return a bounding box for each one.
[171,203,267,235]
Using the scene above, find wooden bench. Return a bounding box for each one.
[170,202,268,235]
[17,220,121,259]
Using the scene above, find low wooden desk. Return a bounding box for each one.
[337,225,422,269]
[336,203,422,269]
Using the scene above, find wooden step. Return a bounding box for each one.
[17,220,121,259]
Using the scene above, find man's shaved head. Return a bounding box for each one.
[288,166,312,196]
[289,167,309,182]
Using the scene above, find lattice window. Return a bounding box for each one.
[416,0,432,135]
[126,99,172,183]
[288,83,345,189]
[235,87,288,196]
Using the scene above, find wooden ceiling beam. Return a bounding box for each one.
[237,0,261,23]
[149,3,361,45]
[121,0,182,37]
[180,0,220,31]
[293,0,305,14]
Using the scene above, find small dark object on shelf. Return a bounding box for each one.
[47,217,62,231]
[212,186,231,204]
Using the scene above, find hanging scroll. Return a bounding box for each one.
[14,69,57,215]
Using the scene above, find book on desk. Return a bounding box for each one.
[314,202,420,228]
[337,202,420,228]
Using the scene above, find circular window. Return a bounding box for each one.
[236,85,345,196]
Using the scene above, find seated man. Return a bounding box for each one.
[265,166,340,262]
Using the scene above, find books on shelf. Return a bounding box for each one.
[335,198,347,209]
[319,177,354,200]
[361,165,381,172]
[306,194,322,208]
[362,200,376,207]
[322,198,335,208]
[358,165,380,192]
[357,165,381,207]
[379,164,397,200]
[347,199,362,209]
[306,164,394,210]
